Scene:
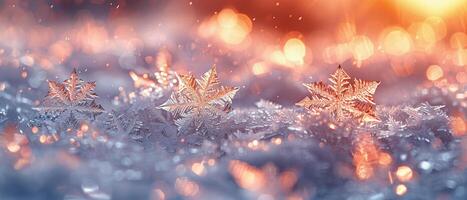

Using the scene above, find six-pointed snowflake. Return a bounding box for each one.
[160,66,238,132]
[296,65,380,121]
[35,69,104,126]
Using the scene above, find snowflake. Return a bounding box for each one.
[104,108,143,139]
[296,65,380,122]
[160,66,238,132]
[34,69,104,127]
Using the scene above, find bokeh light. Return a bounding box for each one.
[381,28,412,56]
[283,38,306,64]
[426,65,444,81]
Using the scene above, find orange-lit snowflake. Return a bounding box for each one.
[35,69,104,125]
[160,66,238,131]
[297,65,380,122]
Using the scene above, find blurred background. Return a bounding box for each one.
[0,0,465,106]
[0,2,466,199]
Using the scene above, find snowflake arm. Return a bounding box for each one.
[66,69,80,102]
[329,65,351,96]
[198,66,220,94]
[296,96,330,109]
[74,82,98,102]
[178,74,201,101]
[345,79,379,104]
[47,80,69,103]
[303,82,335,100]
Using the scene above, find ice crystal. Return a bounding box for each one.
[160,66,238,132]
[103,108,143,139]
[229,100,305,140]
[402,102,446,126]
[34,69,104,127]
[372,103,450,139]
[297,65,379,122]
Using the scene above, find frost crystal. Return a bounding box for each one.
[229,100,302,140]
[103,108,143,139]
[160,66,238,133]
[372,103,449,139]
[34,69,104,127]
[297,65,379,122]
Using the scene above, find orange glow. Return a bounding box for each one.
[353,133,392,180]
[456,72,467,83]
[1,124,32,170]
[273,138,282,145]
[191,162,205,176]
[217,9,238,28]
[153,189,165,200]
[322,43,351,64]
[399,0,465,16]
[57,151,81,169]
[408,22,436,51]
[49,40,73,62]
[31,126,39,134]
[453,49,467,66]
[199,8,252,45]
[270,50,288,66]
[426,65,444,81]
[156,49,171,71]
[395,184,408,196]
[450,32,467,49]
[424,17,447,41]
[378,152,393,166]
[381,28,412,56]
[14,158,31,170]
[350,35,374,61]
[391,57,416,77]
[75,21,109,54]
[80,124,89,132]
[353,133,379,180]
[129,71,157,88]
[20,71,28,79]
[283,38,306,64]
[208,159,216,166]
[175,177,199,197]
[252,62,269,76]
[355,164,374,180]
[7,143,21,153]
[229,160,266,191]
[39,135,47,144]
[396,165,413,182]
[229,160,298,195]
[450,116,466,136]
[337,22,356,42]
[247,139,264,150]
[279,170,298,191]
